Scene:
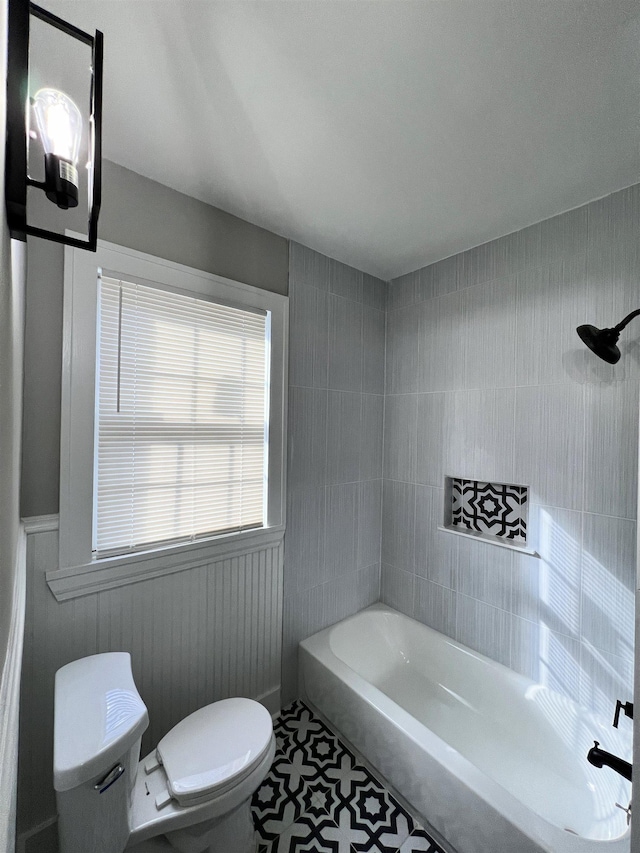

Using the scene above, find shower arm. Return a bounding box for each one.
[613,308,640,333]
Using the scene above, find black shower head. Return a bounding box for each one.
[577,309,640,364]
[576,324,621,364]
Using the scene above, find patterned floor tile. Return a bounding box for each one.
[286,726,357,780]
[277,746,324,792]
[398,827,446,852]
[325,766,414,853]
[275,700,328,744]
[275,727,293,755]
[300,781,332,819]
[323,756,369,804]
[263,809,353,853]
[255,702,443,853]
[276,702,353,757]
[306,777,339,814]
[252,755,311,842]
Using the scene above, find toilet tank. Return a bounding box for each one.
[54,653,149,853]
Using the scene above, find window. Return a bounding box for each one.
[95,276,269,555]
[56,239,287,585]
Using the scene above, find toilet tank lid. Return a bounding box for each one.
[54,652,149,792]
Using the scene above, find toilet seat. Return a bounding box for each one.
[128,733,276,848]
[155,698,273,807]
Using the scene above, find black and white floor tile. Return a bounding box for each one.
[252,701,446,853]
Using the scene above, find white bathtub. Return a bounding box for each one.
[299,604,632,853]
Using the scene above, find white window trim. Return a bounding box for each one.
[51,237,287,600]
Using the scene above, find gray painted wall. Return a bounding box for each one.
[382,185,639,720]
[282,243,387,702]
[21,159,288,517]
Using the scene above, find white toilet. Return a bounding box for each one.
[53,652,275,853]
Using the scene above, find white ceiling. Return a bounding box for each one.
[44,1,639,280]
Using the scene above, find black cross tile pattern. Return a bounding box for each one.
[450,477,527,543]
[252,701,447,853]
[398,828,443,852]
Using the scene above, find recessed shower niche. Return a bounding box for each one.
[440,476,536,555]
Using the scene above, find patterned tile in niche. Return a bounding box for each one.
[451,477,527,543]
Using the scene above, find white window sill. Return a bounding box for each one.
[44,524,286,601]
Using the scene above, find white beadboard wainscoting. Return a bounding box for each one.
[17,515,283,849]
[0,527,26,853]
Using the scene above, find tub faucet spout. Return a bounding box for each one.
[587,741,632,782]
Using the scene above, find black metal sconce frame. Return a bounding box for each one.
[5,0,103,250]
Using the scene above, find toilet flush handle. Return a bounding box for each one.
[93,763,125,794]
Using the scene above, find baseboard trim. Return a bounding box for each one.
[16,816,57,853]
[258,685,281,717]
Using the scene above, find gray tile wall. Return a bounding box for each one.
[283,243,387,702]
[382,185,639,719]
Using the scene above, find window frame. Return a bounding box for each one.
[52,238,287,597]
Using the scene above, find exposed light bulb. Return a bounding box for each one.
[32,88,83,209]
[33,88,82,163]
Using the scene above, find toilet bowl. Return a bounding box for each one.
[53,653,275,853]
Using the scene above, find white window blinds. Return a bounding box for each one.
[94,275,269,556]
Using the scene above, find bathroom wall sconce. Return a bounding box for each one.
[5,0,103,250]
[577,309,640,364]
